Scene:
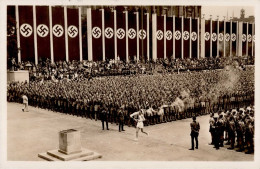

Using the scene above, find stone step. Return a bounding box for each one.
[38,151,102,161]
[73,152,102,161]
[38,152,62,161]
[46,148,94,161]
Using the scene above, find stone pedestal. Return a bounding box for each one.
[38,129,102,161]
[7,70,29,83]
[59,129,81,155]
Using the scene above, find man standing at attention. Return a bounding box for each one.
[189,116,200,150]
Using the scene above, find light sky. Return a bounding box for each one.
[201,6,254,20]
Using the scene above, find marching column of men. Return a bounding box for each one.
[7,82,254,130]
[209,107,254,154]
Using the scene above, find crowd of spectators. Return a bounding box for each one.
[7,61,254,127]
[7,56,254,82]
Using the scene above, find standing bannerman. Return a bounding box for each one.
[189,116,200,150]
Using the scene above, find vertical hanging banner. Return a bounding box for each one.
[116,12,126,61]
[204,19,210,57]
[248,23,252,56]
[225,21,231,57]
[52,6,66,62]
[91,9,103,61]
[35,6,50,62]
[183,18,190,59]
[191,18,198,58]
[253,24,255,56]
[166,17,173,59]
[231,21,237,56]
[104,10,115,60]
[218,21,224,57]
[128,13,137,61]
[242,22,247,56]
[18,6,35,62]
[67,7,80,61]
[156,16,164,59]
[174,17,182,59]
[212,20,217,57]
[139,13,148,61]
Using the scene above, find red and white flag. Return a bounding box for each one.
[35,6,51,62]
[18,6,35,63]
[51,6,66,62]
[67,7,80,61]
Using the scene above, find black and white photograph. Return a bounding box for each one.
[0,0,259,169]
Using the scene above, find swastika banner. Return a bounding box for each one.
[253,24,255,56]
[117,12,126,61]
[204,20,210,57]
[104,10,115,60]
[183,18,190,59]
[242,23,247,56]
[225,21,231,57]
[157,16,164,59]
[191,18,198,58]
[91,9,102,61]
[36,6,50,62]
[231,21,237,56]
[67,8,80,61]
[128,13,137,61]
[139,13,148,61]
[52,6,66,62]
[248,23,252,56]
[175,17,182,59]
[18,6,35,62]
[218,21,224,57]
[212,21,217,57]
[166,17,173,59]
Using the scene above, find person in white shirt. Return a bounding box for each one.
[130,109,148,141]
[22,94,29,112]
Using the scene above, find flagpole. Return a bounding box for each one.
[86,7,92,61]
[152,12,157,61]
[101,8,105,61]
[230,18,232,57]
[181,15,184,59]
[33,6,38,65]
[197,17,199,59]
[146,12,149,61]
[125,9,129,62]
[173,15,175,59]
[189,17,191,59]
[15,6,21,63]
[217,16,219,57]
[223,16,226,57]
[78,7,83,61]
[236,21,238,56]
[246,22,248,57]
[136,11,139,61]
[252,23,254,56]
[64,6,69,62]
[49,6,54,63]
[210,15,212,58]
[114,9,117,60]
[164,13,166,59]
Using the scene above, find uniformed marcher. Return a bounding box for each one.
[118,108,125,132]
[100,105,109,130]
[209,113,214,145]
[189,116,200,150]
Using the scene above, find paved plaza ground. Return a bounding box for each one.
[7,102,254,161]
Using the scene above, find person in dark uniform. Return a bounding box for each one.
[100,105,109,130]
[227,115,236,150]
[118,108,125,132]
[212,115,220,150]
[189,116,200,150]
